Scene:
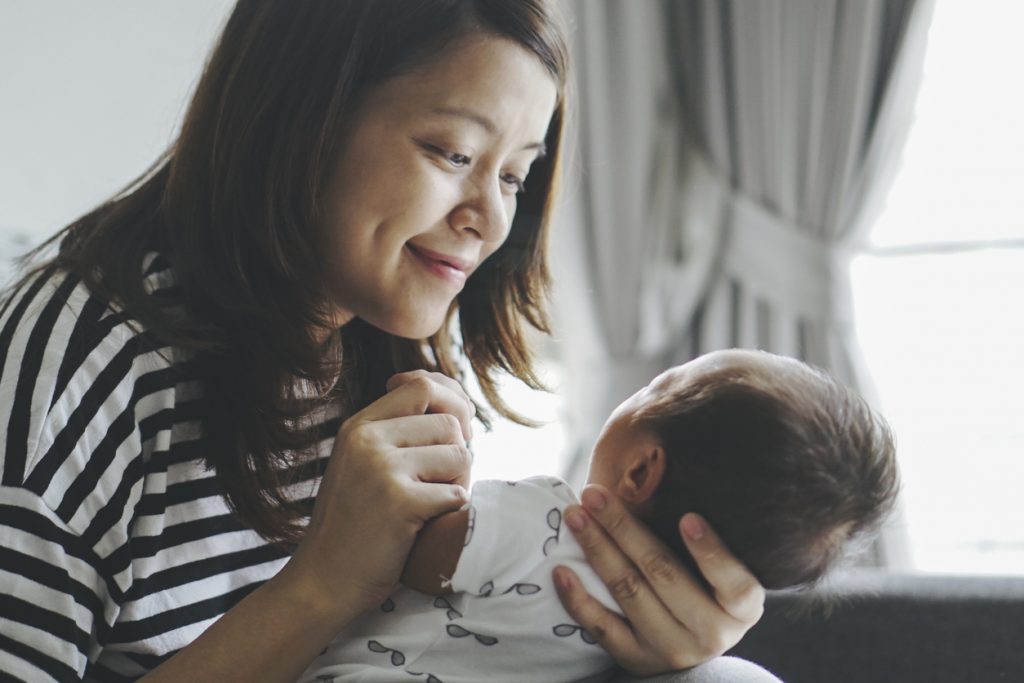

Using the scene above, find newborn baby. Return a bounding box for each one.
[302,349,899,682]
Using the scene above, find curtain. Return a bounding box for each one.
[555,0,726,485]
[557,0,933,564]
[665,0,934,386]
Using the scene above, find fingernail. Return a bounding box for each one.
[565,509,586,532]
[681,514,705,541]
[581,488,606,512]
[554,568,574,591]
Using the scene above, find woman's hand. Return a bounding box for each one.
[553,484,765,675]
[142,371,475,682]
[284,370,476,623]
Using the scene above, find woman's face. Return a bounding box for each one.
[323,33,559,339]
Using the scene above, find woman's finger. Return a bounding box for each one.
[565,486,761,668]
[386,370,475,421]
[680,513,765,625]
[551,566,654,674]
[357,374,474,441]
[577,486,711,617]
[561,500,712,665]
[404,480,471,523]
[397,444,473,488]
[386,369,470,399]
[374,413,467,449]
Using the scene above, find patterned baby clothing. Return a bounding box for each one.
[300,475,620,682]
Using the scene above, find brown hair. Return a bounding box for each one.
[7,0,570,542]
[637,355,899,590]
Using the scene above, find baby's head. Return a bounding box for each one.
[585,349,898,590]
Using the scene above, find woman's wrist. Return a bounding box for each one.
[272,553,369,634]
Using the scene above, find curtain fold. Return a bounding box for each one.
[664,0,933,399]
[556,0,724,484]
[557,0,933,550]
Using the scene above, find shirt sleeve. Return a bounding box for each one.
[0,270,174,681]
[448,475,578,596]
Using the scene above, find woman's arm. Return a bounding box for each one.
[137,566,365,682]
[554,485,765,676]
[141,372,476,682]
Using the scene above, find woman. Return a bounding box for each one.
[0,1,765,680]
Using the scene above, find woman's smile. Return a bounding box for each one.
[405,243,471,287]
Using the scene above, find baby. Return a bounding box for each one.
[301,349,899,682]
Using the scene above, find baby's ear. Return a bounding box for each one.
[619,445,666,506]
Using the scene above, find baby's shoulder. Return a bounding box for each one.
[472,474,578,506]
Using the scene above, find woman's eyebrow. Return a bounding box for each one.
[430,106,547,157]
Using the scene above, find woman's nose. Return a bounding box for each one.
[448,174,512,243]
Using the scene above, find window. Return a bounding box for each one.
[465,360,567,485]
[851,1,1024,574]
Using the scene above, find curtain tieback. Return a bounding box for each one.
[724,189,852,327]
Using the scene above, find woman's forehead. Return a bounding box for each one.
[347,39,555,161]
[375,36,556,111]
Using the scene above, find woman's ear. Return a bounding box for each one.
[618,445,666,506]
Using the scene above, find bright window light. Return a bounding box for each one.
[466,360,568,485]
[852,0,1024,574]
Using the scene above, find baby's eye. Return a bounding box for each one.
[501,173,526,195]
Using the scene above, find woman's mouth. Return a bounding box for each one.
[406,244,470,286]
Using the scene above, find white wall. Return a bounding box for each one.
[0,0,234,264]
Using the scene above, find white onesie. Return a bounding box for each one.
[300,476,621,682]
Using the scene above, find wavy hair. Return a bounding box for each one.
[9,0,570,542]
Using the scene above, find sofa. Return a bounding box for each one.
[611,570,1024,683]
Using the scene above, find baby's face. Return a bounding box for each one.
[585,349,781,489]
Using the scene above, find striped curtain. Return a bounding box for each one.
[666,0,934,389]
[557,0,933,503]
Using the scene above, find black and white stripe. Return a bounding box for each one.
[0,256,333,681]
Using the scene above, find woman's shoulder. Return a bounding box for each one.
[1,250,182,357]
[0,256,194,501]
[0,254,181,384]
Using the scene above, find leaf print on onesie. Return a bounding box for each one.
[366,639,406,666]
[501,582,542,596]
[552,623,599,645]
[446,623,499,646]
[407,671,444,683]
[433,596,463,620]
[464,504,476,547]
[542,507,561,556]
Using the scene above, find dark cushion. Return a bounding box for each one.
[728,570,1024,683]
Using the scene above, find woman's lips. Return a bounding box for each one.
[406,244,470,286]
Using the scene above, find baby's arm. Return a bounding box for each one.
[400,507,469,595]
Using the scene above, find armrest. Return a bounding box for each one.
[729,570,1024,683]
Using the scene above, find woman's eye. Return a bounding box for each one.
[501,174,526,194]
[420,142,472,169]
[446,151,471,167]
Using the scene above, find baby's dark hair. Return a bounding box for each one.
[637,351,899,590]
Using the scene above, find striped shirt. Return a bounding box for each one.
[0,254,336,681]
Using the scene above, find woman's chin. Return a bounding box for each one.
[370,312,449,341]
